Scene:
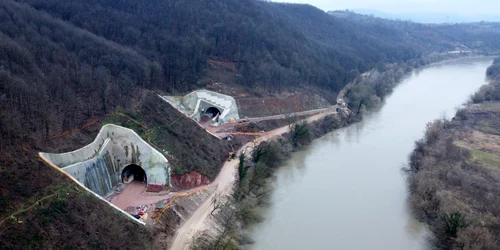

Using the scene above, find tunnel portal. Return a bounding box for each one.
[200,106,221,122]
[122,164,147,183]
[205,107,221,117]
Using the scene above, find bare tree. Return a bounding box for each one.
[211,192,226,215]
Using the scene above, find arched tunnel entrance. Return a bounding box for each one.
[121,164,147,184]
[201,107,221,122]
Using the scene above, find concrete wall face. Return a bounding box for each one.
[40,124,170,196]
[161,89,240,123]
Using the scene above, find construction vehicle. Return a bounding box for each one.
[228,151,236,161]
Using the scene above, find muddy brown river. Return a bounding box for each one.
[250,57,493,250]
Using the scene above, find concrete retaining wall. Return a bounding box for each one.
[40,124,170,196]
[162,89,240,123]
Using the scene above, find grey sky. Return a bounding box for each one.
[275,0,500,14]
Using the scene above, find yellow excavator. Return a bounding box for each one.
[228,151,236,161]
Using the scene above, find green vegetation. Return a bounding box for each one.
[438,211,468,239]
[238,153,251,182]
[456,142,500,169]
[290,121,312,147]
[344,66,406,113]
[472,58,500,103]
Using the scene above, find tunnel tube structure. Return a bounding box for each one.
[40,124,170,197]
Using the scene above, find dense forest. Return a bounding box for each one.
[2,0,500,248]
[331,11,500,53]
[13,0,422,93]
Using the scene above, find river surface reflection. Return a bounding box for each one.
[250,57,493,250]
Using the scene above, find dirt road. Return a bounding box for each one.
[169,157,238,250]
[204,106,336,137]
[169,107,338,250]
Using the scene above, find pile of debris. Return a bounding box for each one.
[126,205,150,222]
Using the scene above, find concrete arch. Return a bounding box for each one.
[205,106,221,117]
[40,124,170,196]
[161,89,240,123]
[122,164,147,183]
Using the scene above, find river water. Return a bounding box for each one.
[250,57,493,250]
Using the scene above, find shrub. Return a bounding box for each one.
[289,121,312,148]
[440,211,468,238]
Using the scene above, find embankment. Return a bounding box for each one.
[236,92,331,117]
[192,109,360,249]
[155,187,214,246]
[191,55,490,249]
[406,58,500,249]
[342,54,490,114]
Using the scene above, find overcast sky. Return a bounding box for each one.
[275,0,500,14]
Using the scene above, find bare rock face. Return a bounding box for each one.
[171,171,211,190]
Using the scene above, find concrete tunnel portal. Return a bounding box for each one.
[40,124,170,197]
[161,89,240,123]
[205,107,221,117]
[38,123,171,225]
[201,106,221,122]
[122,164,147,184]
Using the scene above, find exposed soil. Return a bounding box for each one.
[204,107,332,138]
[236,92,331,117]
[107,181,172,209]
[170,106,343,249]
[171,171,211,190]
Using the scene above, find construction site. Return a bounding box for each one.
[37,89,348,227]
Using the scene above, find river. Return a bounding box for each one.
[250,57,493,250]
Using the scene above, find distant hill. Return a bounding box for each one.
[2,0,500,248]
[330,10,500,53]
[351,9,500,23]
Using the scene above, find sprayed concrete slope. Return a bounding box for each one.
[161,90,240,122]
[40,124,170,197]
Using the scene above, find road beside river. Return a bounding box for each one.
[250,57,493,250]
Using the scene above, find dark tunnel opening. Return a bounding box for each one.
[121,164,147,183]
[201,107,221,122]
[205,107,221,117]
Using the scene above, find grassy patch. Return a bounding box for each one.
[474,120,500,135]
[456,141,500,169]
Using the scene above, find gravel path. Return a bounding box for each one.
[170,107,338,249]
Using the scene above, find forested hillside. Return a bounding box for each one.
[15,0,423,92]
[331,11,500,53]
[2,0,500,248]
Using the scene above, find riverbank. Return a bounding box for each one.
[186,107,359,249]
[180,55,493,249]
[341,53,495,115]
[155,55,417,248]
[406,58,500,249]
[247,57,493,249]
